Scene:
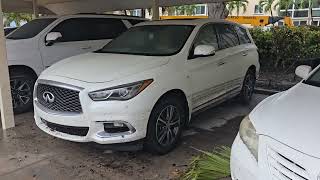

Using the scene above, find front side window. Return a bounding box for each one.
[51,18,127,42]
[216,24,240,49]
[7,18,57,40]
[193,24,219,50]
[98,25,195,56]
[305,68,320,87]
[234,26,251,44]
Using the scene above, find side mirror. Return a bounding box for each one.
[193,45,216,58]
[45,32,62,46]
[295,65,312,79]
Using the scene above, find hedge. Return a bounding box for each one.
[249,26,320,71]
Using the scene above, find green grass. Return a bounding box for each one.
[182,146,231,180]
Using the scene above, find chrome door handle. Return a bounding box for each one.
[217,62,226,66]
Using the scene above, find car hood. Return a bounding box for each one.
[43,53,170,83]
[251,83,320,158]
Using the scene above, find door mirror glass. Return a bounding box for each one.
[46,32,62,46]
[295,65,312,79]
[193,45,216,57]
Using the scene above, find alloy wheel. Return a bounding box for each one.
[10,79,32,109]
[155,105,181,146]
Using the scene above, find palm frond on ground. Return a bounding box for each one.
[182,146,231,180]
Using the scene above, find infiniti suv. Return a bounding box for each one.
[34,19,259,154]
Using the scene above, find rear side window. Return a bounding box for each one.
[51,18,127,42]
[127,19,147,25]
[235,26,251,44]
[216,24,240,49]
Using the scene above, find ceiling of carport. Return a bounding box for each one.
[3,0,227,15]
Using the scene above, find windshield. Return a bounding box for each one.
[7,18,57,40]
[305,67,320,87]
[98,25,195,56]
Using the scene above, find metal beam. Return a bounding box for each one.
[0,0,15,130]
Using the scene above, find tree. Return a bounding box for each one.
[207,2,229,19]
[259,0,276,17]
[175,5,197,15]
[227,0,248,16]
[273,0,294,16]
[4,13,32,27]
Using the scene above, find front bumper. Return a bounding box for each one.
[34,78,153,145]
[231,134,320,180]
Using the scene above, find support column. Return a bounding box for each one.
[32,0,39,18]
[0,0,15,130]
[152,0,160,20]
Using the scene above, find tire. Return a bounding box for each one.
[145,95,187,155]
[10,70,36,114]
[239,69,256,104]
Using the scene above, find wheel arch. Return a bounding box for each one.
[9,65,38,80]
[154,89,190,126]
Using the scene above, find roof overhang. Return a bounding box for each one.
[2,0,228,15]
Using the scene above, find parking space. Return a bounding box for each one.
[0,94,267,180]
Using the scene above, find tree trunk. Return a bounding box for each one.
[207,2,229,19]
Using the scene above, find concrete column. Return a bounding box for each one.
[152,0,160,20]
[0,0,15,130]
[32,0,39,18]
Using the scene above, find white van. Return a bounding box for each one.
[6,14,146,113]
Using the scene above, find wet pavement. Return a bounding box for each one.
[0,94,268,180]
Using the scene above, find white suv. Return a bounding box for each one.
[6,14,146,114]
[34,19,260,154]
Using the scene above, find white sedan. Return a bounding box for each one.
[34,19,259,154]
[231,65,320,179]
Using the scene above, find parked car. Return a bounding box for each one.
[231,65,320,179]
[4,27,17,36]
[34,19,259,154]
[6,14,147,114]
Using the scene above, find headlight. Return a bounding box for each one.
[239,116,259,161]
[88,79,153,101]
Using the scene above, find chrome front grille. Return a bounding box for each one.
[36,83,82,114]
[268,147,310,180]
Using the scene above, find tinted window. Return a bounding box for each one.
[4,28,17,36]
[7,18,56,40]
[51,18,127,42]
[193,24,219,50]
[127,19,146,25]
[216,24,240,49]
[235,26,251,44]
[98,25,195,56]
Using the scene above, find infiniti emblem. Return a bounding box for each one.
[43,91,55,103]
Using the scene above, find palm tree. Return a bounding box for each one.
[273,0,294,16]
[259,0,276,17]
[227,0,249,16]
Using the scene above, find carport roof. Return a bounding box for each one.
[3,0,227,15]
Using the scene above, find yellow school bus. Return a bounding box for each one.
[160,15,294,27]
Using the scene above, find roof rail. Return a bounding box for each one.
[76,13,146,19]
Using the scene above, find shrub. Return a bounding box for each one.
[250,26,320,72]
[182,147,231,180]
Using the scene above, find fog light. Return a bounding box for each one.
[104,122,130,133]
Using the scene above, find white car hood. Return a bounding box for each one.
[43,53,170,83]
[251,83,320,158]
